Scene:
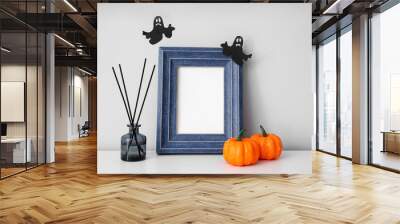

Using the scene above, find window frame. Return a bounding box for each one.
[316,24,353,161]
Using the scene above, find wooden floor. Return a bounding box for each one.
[373,151,400,171]
[1,167,26,178]
[1,135,400,224]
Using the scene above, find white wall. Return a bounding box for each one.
[98,3,313,152]
[1,65,42,138]
[72,73,89,138]
[55,67,89,141]
[1,65,26,128]
[55,67,68,141]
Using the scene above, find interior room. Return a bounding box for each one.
[1,0,400,223]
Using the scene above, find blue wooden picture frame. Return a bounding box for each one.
[156,47,242,154]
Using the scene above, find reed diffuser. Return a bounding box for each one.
[112,59,156,161]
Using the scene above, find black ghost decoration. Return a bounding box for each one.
[221,36,252,65]
[142,16,175,45]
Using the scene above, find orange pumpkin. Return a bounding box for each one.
[223,130,260,166]
[251,125,283,160]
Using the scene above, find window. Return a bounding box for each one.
[317,26,353,158]
[371,3,400,171]
[340,29,352,158]
[318,37,337,154]
[390,74,400,130]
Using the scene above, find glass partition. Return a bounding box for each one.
[1,31,28,178]
[0,1,46,179]
[27,31,38,169]
[38,32,45,165]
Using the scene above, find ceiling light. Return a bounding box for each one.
[78,67,93,76]
[322,0,354,15]
[1,47,11,53]
[54,34,75,48]
[76,48,85,55]
[63,0,78,12]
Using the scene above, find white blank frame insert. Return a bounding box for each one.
[176,66,225,134]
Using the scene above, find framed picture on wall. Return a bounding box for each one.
[1,81,25,122]
[156,47,242,154]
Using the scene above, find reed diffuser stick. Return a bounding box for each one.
[118,64,133,124]
[112,67,133,126]
[132,58,147,126]
[135,65,156,125]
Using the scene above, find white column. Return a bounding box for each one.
[45,0,55,163]
[352,14,369,164]
[46,32,55,163]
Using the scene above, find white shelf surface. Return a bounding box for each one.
[98,150,311,175]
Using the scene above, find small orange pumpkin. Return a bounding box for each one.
[223,130,260,166]
[251,125,283,160]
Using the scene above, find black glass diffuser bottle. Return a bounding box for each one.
[112,59,155,162]
[121,124,146,161]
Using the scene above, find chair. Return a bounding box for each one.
[79,121,90,138]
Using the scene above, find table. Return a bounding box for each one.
[1,138,32,163]
[381,131,400,154]
[98,150,312,175]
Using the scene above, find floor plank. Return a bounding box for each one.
[1,135,400,224]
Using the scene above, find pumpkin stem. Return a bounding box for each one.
[236,129,246,141]
[260,125,268,137]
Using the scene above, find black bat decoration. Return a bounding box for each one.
[221,36,252,65]
[142,16,175,45]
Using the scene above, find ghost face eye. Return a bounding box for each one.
[154,16,163,27]
[234,37,243,47]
